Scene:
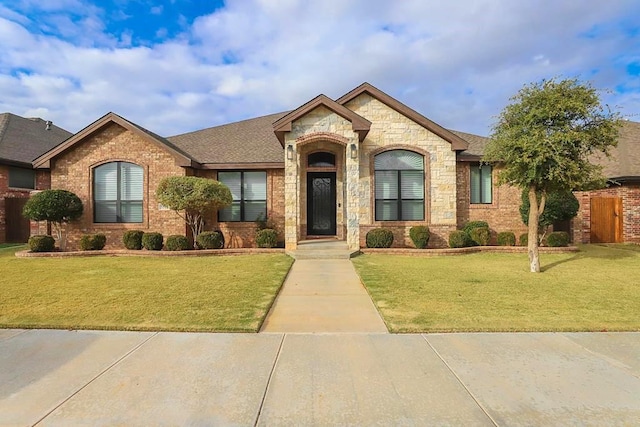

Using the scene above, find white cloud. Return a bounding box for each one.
[0,0,638,137]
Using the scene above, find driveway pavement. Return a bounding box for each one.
[2,329,639,426]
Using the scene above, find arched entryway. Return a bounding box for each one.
[307,152,337,235]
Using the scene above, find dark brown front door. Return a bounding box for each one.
[307,172,336,235]
[5,197,30,243]
[590,197,623,243]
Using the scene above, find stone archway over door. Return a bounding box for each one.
[307,172,336,235]
[590,197,623,243]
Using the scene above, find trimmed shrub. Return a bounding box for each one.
[28,235,55,252]
[366,228,394,248]
[79,233,106,251]
[123,230,144,250]
[497,231,516,246]
[469,226,490,246]
[519,233,528,246]
[409,226,430,249]
[462,221,489,246]
[256,229,278,248]
[196,231,224,249]
[142,232,164,251]
[449,230,473,248]
[165,235,190,251]
[547,231,570,247]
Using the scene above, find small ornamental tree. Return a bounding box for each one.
[22,189,83,250]
[156,176,232,248]
[520,189,579,243]
[483,77,621,272]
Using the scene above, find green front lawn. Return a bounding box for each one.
[353,244,640,333]
[0,246,293,332]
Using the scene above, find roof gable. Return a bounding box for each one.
[273,94,371,145]
[0,113,72,166]
[337,82,468,151]
[33,112,198,169]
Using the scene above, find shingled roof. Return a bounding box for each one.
[593,120,640,181]
[0,113,72,167]
[451,121,640,180]
[167,112,288,168]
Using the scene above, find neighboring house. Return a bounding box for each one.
[0,113,72,243]
[30,83,638,250]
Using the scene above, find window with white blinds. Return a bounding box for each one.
[470,164,492,204]
[218,171,267,222]
[374,150,424,221]
[93,162,143,223]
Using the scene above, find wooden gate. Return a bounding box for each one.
[4,197,30,243]
[590,197,623,243]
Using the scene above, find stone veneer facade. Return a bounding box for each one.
[282,94,461,250]
[284,106,360,250]
[347,94,458,248]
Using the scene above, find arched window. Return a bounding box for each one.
[308,152,335,167]
[374,150,424,221]
[93,162,143,223]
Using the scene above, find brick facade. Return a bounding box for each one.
[49,123,186,250]
[0,166,50,243]
[456,162,528,243]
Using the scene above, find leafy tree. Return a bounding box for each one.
[520,189,579,243]
[22,189,83,250]
[156,176,232,248]
[483,78,621,272]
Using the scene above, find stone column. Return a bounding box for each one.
[284,140,298,251]
[345,140,360,250]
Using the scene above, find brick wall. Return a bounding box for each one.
[0,165,51,243]
[456,162,528,243]
[49,123,186,250]
[197,169,285,248]
[574,184,640,243]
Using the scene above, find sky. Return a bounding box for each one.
[0,0,639,137]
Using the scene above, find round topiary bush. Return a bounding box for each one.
[142,232,164,251]
[79,233,106,251]
[28,235,55,252]
[497,231,516,246]
[196,231,224,249]
[256,228,278,248]
[519,233,528,246]
[469,226,491,246]
[123,230,144,250]
[546,231,570,247]
[366,228,394,248]
[409,225,430,249]
[165,235,190,251]
[449,230,472,248]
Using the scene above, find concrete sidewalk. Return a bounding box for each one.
[2,329,639,426]
[260,259,388,333]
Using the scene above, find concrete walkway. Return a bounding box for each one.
[2,330,639,425]
[260,259,388,333]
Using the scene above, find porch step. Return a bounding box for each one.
[288,240,359,260]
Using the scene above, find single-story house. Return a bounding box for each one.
[0,113,71,243]
[29,82,640,250]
